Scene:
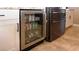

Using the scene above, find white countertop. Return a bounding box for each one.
[0,7,44,10]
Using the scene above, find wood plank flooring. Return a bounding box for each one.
[31,26,79,51]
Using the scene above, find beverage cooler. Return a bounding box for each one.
[20,9,46,50]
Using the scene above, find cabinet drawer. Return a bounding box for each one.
[0,10,19,20]
[0,24,18,50]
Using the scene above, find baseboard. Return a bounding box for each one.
[73,24,79,27]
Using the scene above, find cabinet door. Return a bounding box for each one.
[0,23,19,51]
[66,9,73,28]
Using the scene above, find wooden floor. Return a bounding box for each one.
[31,26,79,51]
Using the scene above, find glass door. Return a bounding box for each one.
[20,9,44,50]
[24,14,43,44]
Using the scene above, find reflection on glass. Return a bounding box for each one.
[25,14,43,44]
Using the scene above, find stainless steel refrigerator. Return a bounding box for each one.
[46,7,66,42]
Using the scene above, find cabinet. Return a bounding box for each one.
[0,9,19,51]
[66,9,73,28]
